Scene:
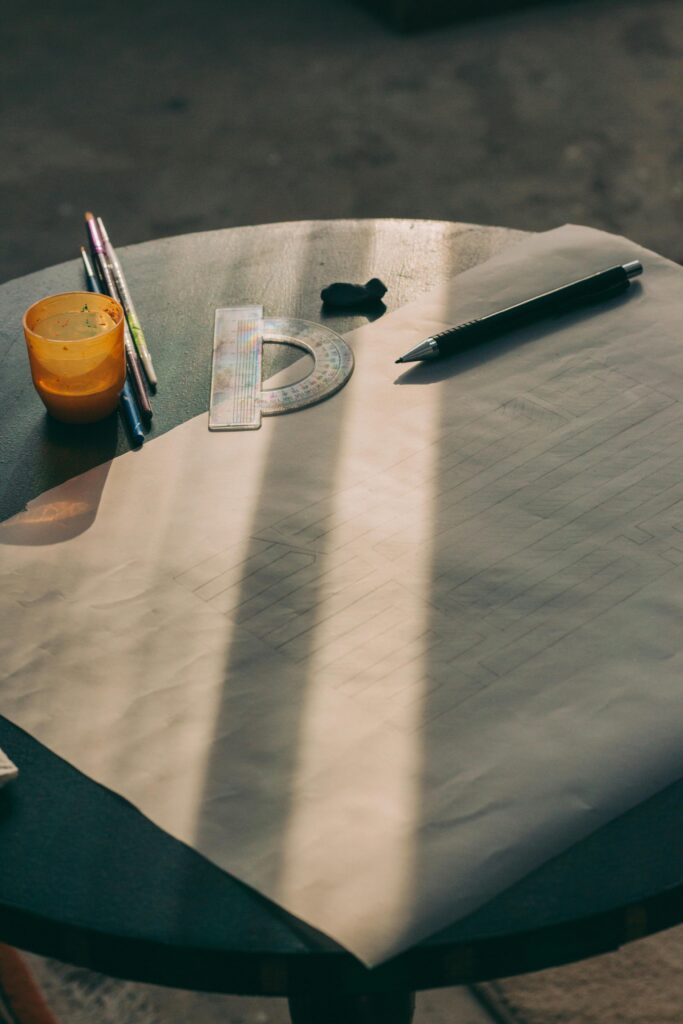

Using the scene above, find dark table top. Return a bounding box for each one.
[1,219,682,997]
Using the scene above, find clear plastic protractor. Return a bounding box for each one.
[260,317,354,415]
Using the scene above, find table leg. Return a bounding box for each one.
[288,990,415,1023]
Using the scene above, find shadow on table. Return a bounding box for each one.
[0,415,117,544]
[320,299,387,326]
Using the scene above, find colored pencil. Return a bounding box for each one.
[96,216,157,389]
[81,246,145,447]
[84,212,153,421]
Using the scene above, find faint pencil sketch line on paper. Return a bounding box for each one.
[172,538,275,590]
[229,569,380,644]
[638,496,683,535]
[375,398,536,478]
[511,453,682,539]
[204,550,317,605]
[174,541,364,615]
[484,555,658,669]
[330,638,430,695]
[430,395,677,531]
[485,570,657,679]
[335,628,439,697]
[517,411,683,505]
[193,548,310,602]
[373,393,675,558]
[268,579,397,656]
[426,435,683,599]
[450,482,683,627]
[274,385,671,577]
[481,559,637,657]
[233,555,372,625]
[412,562,669,731]
[274,488,370,539]
[453,547,620,621]
[288,602,403,667]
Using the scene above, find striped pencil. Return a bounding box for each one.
[85,212,152,421]
[81,246,144,447]
[97,216,157,389]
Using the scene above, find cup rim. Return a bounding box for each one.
[23,291,124,342]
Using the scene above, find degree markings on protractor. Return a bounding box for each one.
[260,317,354,416]
[209,312,354,431]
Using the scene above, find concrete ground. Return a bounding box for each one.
[2,0,683,286]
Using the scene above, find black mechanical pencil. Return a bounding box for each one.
[395,260,643,363]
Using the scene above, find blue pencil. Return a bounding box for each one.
[80,246,145,447]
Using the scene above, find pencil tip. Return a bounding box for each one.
[395,357,404,364]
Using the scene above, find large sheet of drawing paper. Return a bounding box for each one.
[3,225,683,966]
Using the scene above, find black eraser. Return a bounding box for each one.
[321,278,388,308]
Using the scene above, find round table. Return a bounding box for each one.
[1,220,682,1024]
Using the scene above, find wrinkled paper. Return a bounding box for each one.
[3,225,683,965]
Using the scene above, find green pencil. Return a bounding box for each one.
[97,216,157,389]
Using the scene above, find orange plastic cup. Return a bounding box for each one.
[23,291,126,424]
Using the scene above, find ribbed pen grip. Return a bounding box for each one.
[432,319,479,344]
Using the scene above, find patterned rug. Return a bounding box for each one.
[475,923,683,1024]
